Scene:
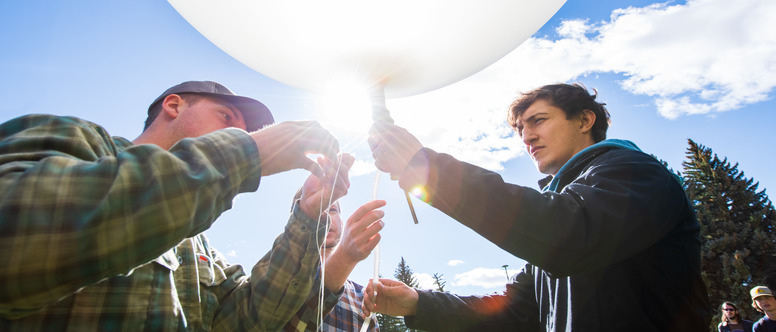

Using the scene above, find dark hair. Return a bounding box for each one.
[143,93,204,131]
[720,301,742,324]
[507,83,611,142]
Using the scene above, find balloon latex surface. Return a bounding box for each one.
[168,0,566,98]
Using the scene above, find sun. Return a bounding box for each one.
[314,83,375,136]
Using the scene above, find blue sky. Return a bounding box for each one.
[1,0,774,296]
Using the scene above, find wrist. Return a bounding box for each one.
[298,200,328,222]
[398,148,430,190]
[323,251,357,291]
[326,249,358,272]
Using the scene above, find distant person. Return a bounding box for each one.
[0,80,346,330]
[363,83,712,331]
[284,188,385,331]
[752,286,776,332]
[718,301,754,332]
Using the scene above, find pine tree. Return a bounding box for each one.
[376,313,405,332]
[432,273,447,292]
[394,257,419,288]
[682,139,776,323]
[376,257,422,332]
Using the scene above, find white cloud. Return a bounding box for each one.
[451,267,515,289]
[227,250,238,257]
[378,0,775,171]
[348,158,377,177]
[509,0,776,118]
[447,259,465,266]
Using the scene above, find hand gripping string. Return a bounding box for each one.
[362,84,419,331]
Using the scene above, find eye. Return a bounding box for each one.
[514,125,523,137]
[220,111,233,122]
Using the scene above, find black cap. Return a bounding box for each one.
[148,81,274,131]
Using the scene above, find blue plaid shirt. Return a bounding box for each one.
[285,280,378,332]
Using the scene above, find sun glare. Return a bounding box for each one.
[315,84,375,135]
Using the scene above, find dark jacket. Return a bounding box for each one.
[399,140,712,331]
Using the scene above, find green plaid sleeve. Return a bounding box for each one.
[0,115,261,318]
[211,202,331,331]
[283,279,343,332]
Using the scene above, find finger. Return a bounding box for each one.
[369,122,393,137]
[361,233,382,253]
[300,124,339,161]
[340,153,355,169]
[334,161,351,186]
[378,278,396,286]
[362,291,374,315]
[354,219,383,243]
[299,158,325,179]
[349,212,384,240]
[316,135,340,161]
[349,200,387,223]
[363,219,385,236]
[317,155,330,173]
[367,135,380,152]
[371,149,382,165]
[363,210,386,225]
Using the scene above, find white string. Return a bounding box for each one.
[359,170,381,332]
[314,154,344,331]
[360,84,388,332]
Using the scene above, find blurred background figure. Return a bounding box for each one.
[718,301,753,332]
[751,286,776,332]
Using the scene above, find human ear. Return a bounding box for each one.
[161,94,184,119]
[579,109,596,133]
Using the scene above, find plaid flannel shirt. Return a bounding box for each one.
[0,114,336,331]
[285,280,378,332]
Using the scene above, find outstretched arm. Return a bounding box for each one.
[212,154,355,331]
[323,199,386,292]
[0,115,263,318]
[364,268,541,331]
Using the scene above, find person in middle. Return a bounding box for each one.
[284,181,386,331]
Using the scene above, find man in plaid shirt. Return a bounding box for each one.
[284,192,385,332]
[0,81,352,331]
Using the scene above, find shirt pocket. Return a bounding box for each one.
[194,249,228,287]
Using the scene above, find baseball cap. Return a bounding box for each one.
[751,286,774,300]
[148,81,274,131]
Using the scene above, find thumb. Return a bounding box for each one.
[299,158,325,179]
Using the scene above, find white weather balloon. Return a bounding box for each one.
[168,2,567,330]
[167,0,566,98]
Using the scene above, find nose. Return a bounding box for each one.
[521,126,537,146]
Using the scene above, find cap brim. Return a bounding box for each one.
[212,94,274,132]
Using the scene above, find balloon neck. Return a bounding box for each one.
[369,84,393,125]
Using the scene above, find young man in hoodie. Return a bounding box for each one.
[363,83,712,331]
